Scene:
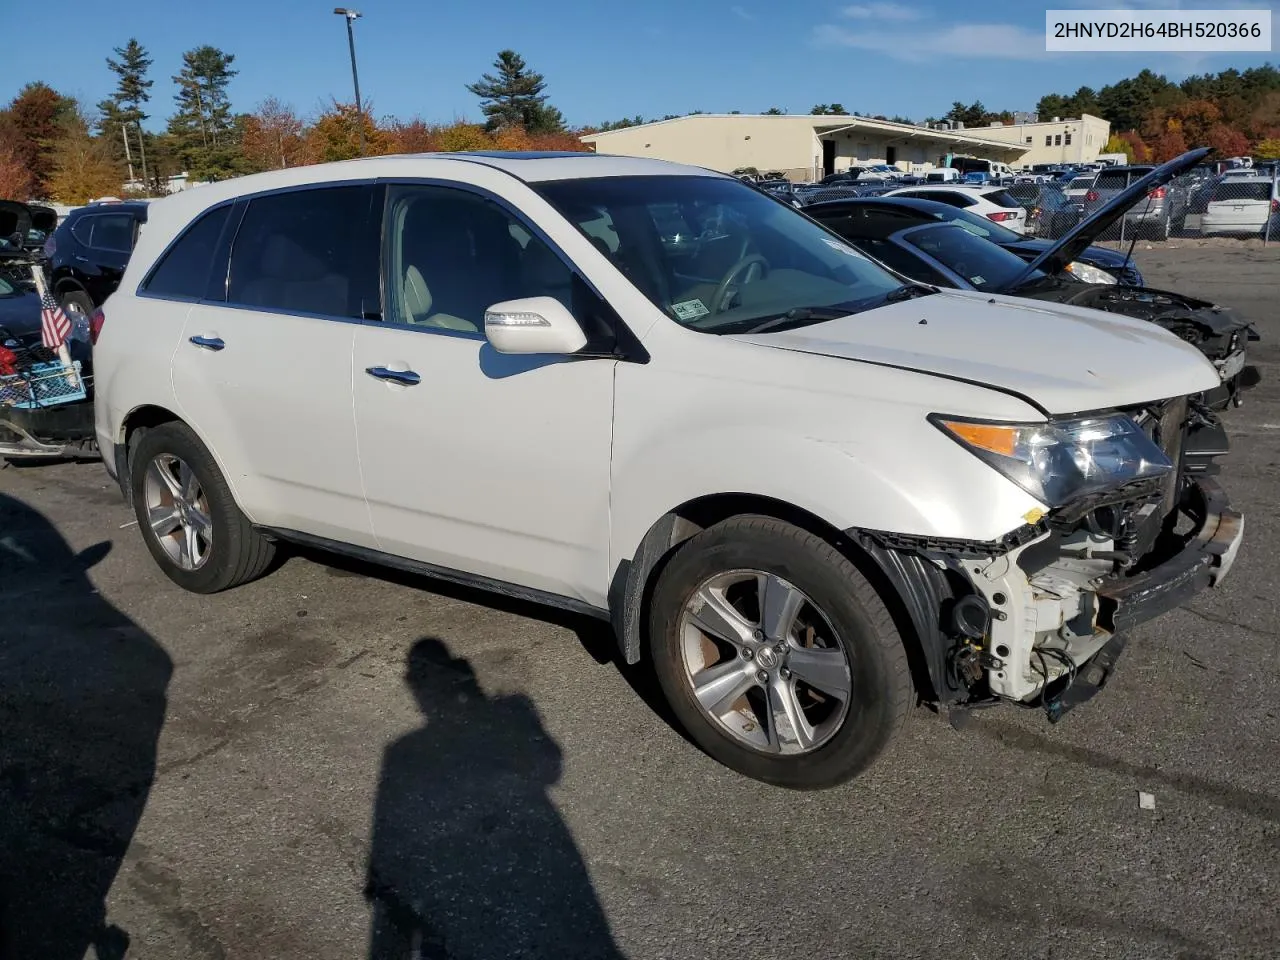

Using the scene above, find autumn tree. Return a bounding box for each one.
[1118,130,1150,163]
[1253,138,1280,160]
[1149,124,1189,163]
[97,39,153,179]
[45,109,123,204]
[168,45,244,180]
[241,97,305,171]
[466,50,565,134]
[303,100,391,162]
[434,121,491,152]
[1,82,76,195]
[0,143,34,199]
[385,118,438,153]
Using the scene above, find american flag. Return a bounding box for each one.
[40,289,71,351]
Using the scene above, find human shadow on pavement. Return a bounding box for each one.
[365,637,623,960]
[0,492,172,960]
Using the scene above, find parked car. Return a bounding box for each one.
[94,150,1243,788]
[1200,177,1279,236]
[0,264,97,461]
[1081,163,1190,239]
[924,168,962,183]
[44,200,149,320]
[883,183,1030,234]
[757,179,806,208]
[807,148,1256,410]
[0,200,56,254]
[804,195,1146,285]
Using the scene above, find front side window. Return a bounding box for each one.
[383,184,623,347]
[142,205,231,299]
[902,224,1044,290]
[228,185,378,320]
[534,174,906,335]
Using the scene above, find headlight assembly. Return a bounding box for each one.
[1065,260,1119,285]
[931,413,1173,507]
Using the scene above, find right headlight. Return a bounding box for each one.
[931,413,1173,507]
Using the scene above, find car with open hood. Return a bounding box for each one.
[805,148,1259,411]
[92,150,1243,789]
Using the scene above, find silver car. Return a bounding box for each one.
[1082,164,1189,240]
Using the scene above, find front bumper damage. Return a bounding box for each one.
[852,421,1244,721]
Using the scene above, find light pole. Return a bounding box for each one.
[334,8,365,156]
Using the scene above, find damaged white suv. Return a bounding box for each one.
[92,152,1244,788]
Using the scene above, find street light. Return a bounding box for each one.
[333,7,364,156]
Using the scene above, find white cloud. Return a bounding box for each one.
[731,5,756,20]
[840,2,924,19]
[814,21,1054,60]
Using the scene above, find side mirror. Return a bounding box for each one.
[483,296,588,356]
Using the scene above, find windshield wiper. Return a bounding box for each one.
[882,282,938,303]
[736,305,855,335]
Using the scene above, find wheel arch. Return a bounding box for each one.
[607,492,957,704]
[114,404,184,505]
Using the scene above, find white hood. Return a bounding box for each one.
[728,289,1222,415]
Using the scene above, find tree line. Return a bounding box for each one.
[0,44,587,204]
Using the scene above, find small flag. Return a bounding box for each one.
[40,289,71,351]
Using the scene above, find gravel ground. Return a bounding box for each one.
[2,244,1278,960]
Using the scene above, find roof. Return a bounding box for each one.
[580,112,1027,158]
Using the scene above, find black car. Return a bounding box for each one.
[805,195,1146,286]
[806,147,1258,411]
[45,200,148,320]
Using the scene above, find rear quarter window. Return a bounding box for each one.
[141,205,232,300]
[985,189,1023,208]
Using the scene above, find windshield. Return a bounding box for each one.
[917,204,1024,243]
[1068,177,1094,190]
[903,223,1046,291]
[0,276,14,297]
[533,175,905,333]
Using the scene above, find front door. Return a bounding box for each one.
[351,182,616,606]
[172,184,380,547]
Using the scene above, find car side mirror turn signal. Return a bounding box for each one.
[483,296,588,356]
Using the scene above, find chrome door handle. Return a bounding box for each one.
[366,366,421,386]
[189,335,225,351]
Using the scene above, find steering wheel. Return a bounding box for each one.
[711,255,770,314]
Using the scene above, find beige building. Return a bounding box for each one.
[962,114,1112,168]
[579,114,1029,181]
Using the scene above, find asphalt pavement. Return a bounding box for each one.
[2,243,1278,960]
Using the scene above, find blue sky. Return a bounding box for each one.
[1,0,1276,130]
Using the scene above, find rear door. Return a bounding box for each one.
[170,183,380,546]
[76,212,137,303]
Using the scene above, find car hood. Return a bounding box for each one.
[727,289,1222,415]
[0,291,41,338]
[1008,147,1212,287]
[1001,236,1133,269]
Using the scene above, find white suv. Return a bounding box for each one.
[93,152,1244,788]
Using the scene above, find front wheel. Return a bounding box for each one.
[648,516,911,789]
[129,422,275,593]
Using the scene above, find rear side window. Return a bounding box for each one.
[91,213,136,252]
[930,192,976,209]
[227,186,379,320]
[70,216,94,246]
[142,205,231,299]
[985,189,1022,208]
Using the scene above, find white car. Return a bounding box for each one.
[91,152,1243,788]
[883,184,1030,234]
[1202,177,1278,236]
[1062,174,1096,201]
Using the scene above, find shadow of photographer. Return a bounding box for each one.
[365,637,623,960]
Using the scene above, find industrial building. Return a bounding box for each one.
[951,114,1112,167]
[579,114,1031,181]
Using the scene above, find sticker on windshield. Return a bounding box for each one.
[821,238,862,257]
[970,275,986,285]
[672,299,711,321]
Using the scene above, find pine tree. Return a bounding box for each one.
[167,45,244,181]
[466,50,565,135]
[97,39,153,181]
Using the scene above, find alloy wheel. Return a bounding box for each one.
[677,570,853,755]
[143,453,213,571]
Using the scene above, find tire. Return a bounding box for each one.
[129,422,275,594]
[60,289,94,319]
[647,515,911,789]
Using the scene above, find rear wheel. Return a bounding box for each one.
[648,515,911,789]
[129,422,274,593]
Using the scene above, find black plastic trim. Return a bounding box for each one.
[261,527,612,623]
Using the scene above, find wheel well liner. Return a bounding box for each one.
[116,404,182,504]
[609,493,967,703]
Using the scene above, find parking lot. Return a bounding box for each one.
[2,242,1278,959]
